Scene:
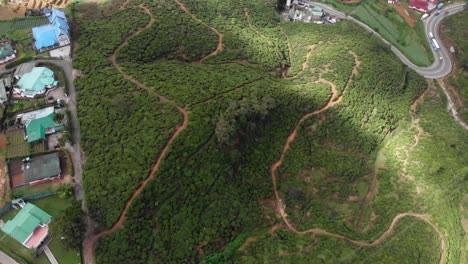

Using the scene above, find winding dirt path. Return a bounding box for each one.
[83,5,189,264]
[283,45,316,79]
[402,89,428,183]
[175,0,224,64]
[119,0,132,10]
[269,52,447,264]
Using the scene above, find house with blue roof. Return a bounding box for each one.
[32,8,70,51]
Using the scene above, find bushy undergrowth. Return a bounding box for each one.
[72,0,465,263]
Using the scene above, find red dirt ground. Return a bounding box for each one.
[8,158,25,188]
[394,4,416,27]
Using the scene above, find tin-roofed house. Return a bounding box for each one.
[32,8,70,52]
[13,67,58,98]
[0,40,16,65]
[16,106,64,143]
[22,152,61,186]
[1,203,51,249]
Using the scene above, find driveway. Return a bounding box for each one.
[33,58,86,207]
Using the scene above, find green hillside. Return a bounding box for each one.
[71,0,466,263]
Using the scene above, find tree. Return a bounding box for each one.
[50,201,86,250]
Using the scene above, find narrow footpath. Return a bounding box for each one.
[269,51,447,264]
[82,5,189,264]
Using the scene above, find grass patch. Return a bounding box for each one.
[48,238,81,264]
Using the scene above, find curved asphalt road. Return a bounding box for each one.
[310,2,466,79]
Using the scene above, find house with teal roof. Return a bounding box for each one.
[17,106,64,143]
[1,203,51,249]
[0,41,16,65]
[14,67,58,98]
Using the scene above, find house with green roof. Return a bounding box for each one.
[14,67,58,98]
[1,203,51,249]
[17,106,64,143]
[0,41,16,65]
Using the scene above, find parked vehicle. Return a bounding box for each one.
[435,11,440,16]
[421,13,429,20]
[429,32,434,38]
[437,3,444,9]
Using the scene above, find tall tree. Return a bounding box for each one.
[50,201,86,250]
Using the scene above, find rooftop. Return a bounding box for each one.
[1,203,51,245]
[18,106,63,142]
[32,8,69,50]
[0,42,15,60]
[17,67,57,97]
[23,152,61,183]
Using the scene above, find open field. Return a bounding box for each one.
[72,0,466,263]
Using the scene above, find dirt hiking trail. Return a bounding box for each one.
[175,0,223,64]
[82,5,189,264]
[269,51,447,264]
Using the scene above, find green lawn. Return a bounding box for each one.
[48,238,81,264]
[14,182,56,196]
[0,21,13,36]
[0,195,82,264]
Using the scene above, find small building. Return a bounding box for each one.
[409,0,438,12]
[17,106,64,143]
[1,203,51,249]
[0,41,16,65]
[32,8,70,51]
[22,152,61,185]
[14,67,58,98]
[0,74,12,104]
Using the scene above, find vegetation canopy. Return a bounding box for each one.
[71,0,467,263]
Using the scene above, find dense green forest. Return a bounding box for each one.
[71,0,466,263]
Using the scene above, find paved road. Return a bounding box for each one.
[310,2,466,79]
[0,250,19,264]
[34,59,85,207]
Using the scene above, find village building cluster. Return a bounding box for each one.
[0,7,71,258]
[285,0,338,24]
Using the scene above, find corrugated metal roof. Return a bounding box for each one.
[1,203,51,244]
[0,43,14,60]
[17,67,56,97]
[23,152,61,182]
